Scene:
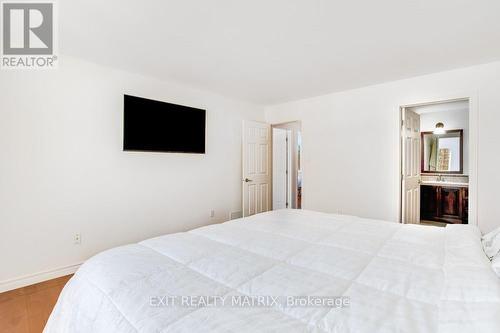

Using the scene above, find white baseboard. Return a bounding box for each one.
[0,262,83,293]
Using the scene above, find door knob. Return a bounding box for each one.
[244,178,252,182]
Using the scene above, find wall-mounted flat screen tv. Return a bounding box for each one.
[123,95,206,153]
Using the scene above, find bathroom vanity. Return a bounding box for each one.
[421,182,468,224]
[420,129,468,224]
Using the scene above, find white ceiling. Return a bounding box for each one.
[409,100,469,115]
[60,0,500,105]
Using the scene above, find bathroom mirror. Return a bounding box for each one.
[421,129,463,174]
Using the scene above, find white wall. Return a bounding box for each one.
[0,56,264,288]
[419,109,469,174]
[265,61,500,234]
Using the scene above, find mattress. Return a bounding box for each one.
[44,209,500,333]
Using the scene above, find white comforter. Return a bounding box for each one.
[45,210,500,333]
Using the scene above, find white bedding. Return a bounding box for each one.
[45,210,500,333]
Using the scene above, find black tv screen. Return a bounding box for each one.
[123,95,206,153]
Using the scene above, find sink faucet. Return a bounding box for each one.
[438,175,444,182]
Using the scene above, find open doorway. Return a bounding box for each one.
[272,121,302,210]
[400,99,473,226]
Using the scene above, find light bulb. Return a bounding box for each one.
[433,122,445,135]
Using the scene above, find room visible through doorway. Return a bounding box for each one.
[272,121,302,210]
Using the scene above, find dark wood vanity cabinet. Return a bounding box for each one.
[421,185,468,224]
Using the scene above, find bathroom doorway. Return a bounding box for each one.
[400,98,475,226]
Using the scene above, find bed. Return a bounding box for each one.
[45,209,500,333]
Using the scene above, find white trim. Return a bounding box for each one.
[0,262,82,293]
[467,94,479,226]
[397,92,479,226]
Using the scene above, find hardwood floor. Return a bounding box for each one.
[0,275,72,333]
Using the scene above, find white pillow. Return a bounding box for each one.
[482,226,500,260]
[492,256,500,277]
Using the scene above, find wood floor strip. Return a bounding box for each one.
[0,275,72,333]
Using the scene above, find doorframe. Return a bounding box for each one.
[397,93,478,226]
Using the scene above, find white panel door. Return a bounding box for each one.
[242,120,272,217]
[273,128,288,209]
[402,109,421,224]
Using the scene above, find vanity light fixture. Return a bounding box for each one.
[433,122,445,135]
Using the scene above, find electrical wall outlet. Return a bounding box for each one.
[74,233,81,245]
[210,210,215,218]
